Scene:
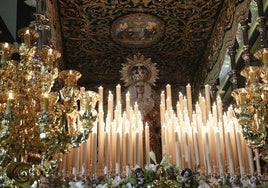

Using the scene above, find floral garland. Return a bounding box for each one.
[55,152,267,188]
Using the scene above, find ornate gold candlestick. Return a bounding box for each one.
[0,16,98,188]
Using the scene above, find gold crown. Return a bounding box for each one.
[130,65,149,82]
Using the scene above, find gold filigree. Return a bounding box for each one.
[0,21,98,187]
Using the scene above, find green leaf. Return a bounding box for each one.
[160,154,168,166]
[149,151,157,164]
[144,169,155,184]
[127,176,137,185]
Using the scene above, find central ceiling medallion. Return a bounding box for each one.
[111,13,164,48]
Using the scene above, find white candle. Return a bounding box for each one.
[115,132,121,175]
[116,84,121,105]
[126,91,130,119]
[72,167,77,178]
[212,103,217,121]
[108,91,114,120]
[217,96,223,122]
[104,166,108,176]
[166,84,172,106]
[87,133,92,173]
[160,102,165,126]
[200,97,207,124]
[236,129,245,176]
[183,97,188,116]
[205,84,211,116]
[82,142,88,175]
[98,110,104,124]
[175,131,181,170]
[179,92,184,112]
[145,123,150,164]
[134,102,139,115]
[104,131,109,173]
[98,86,103,114]
[166,97,172,110]
[62,154,67,175]
[136,131,140,166]
[184,129,190,166]
[114,108,119,126]
[204,127,212,175]
[132,126,136,166]
[226,128,234,176]
[97,120,105,169]
[186,83,192,121]
[126,165,130,176]
[254,149,261,175]
[193,129,200,168]
[162,125,166,156]
[247,146,254,176]
[73,147,79,177]
[139,123,144,167]
[92,130,97,175]
[98,86,103,103]
[161,91,165,107]
[215,127,223,176]
[110,122,116,169]
[118,103,122,119]
[125,132,130,166]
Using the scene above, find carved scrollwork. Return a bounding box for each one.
[195,0,250,91]
[55,0,242,90]
[6,162,37,187]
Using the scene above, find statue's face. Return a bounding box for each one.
[135,82,145,95]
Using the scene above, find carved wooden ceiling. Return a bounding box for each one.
[53,0,249,92]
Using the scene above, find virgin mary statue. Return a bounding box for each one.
[121,53,162,161]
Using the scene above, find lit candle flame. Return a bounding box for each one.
[48,48,53,56]
[4,42,8,49]
[43,93,49,98]
[8,91,14,99]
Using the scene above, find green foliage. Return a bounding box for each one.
[144,168,156,184]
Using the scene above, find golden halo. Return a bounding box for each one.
[120,53,159,86]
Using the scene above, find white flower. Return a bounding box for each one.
[125,182,133,188]
[111,175,122,186]
[69,181,76,188]
[145,163,157,171]
[96,184,108,188]
[198,180,210,188]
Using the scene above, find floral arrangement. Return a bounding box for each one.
[54,152,267,188]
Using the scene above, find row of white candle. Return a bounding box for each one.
[161,84,260,176]
[58,84,149,177]
[57,83,260,178]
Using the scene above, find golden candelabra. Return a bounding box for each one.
[231,0,268,162]
[232,49,268,161]
[0,27,98,188]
